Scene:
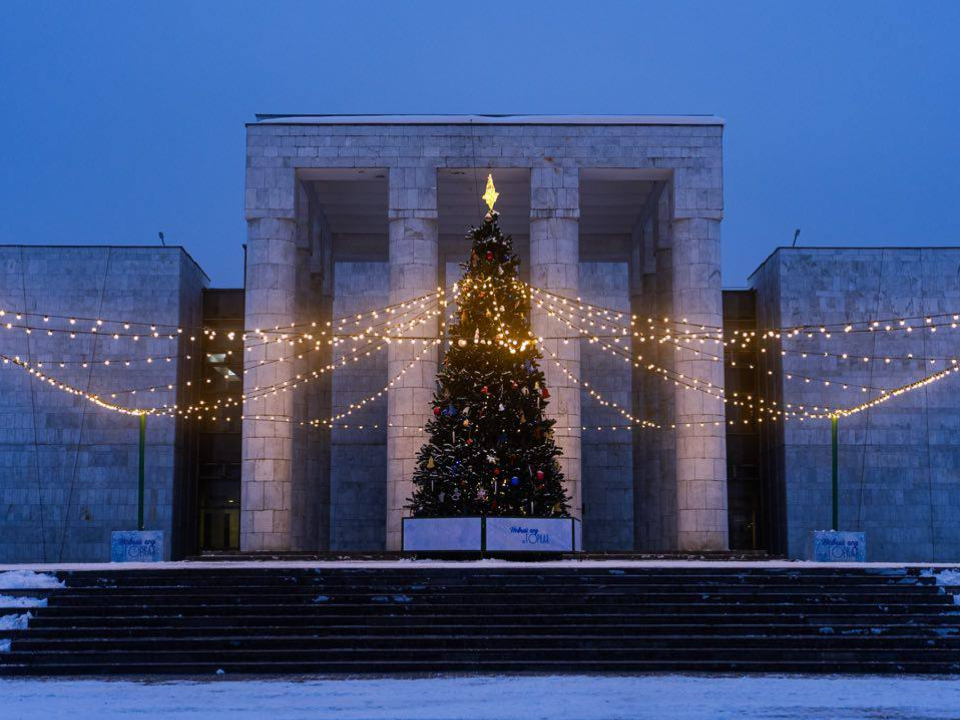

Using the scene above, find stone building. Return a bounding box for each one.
[0,115,957,563]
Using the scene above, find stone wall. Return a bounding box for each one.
[580,262,634,550]
[0,246,206,562]
[329,262,389,550]
[752,248,960,561]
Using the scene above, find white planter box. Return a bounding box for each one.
[402,517,581,553]
[402,517,483,552]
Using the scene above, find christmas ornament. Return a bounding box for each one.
[474,328,480,343]
[510,476,520,486]
[427,456,435,470]
[536,470,545,481]
[481,386,489,395]
[433,406,441,416]
[493,467,500,476]
[467,438,474,445]
[458,338,468,348]
[463,419,470,427]
[486,250,494,261]
[541,388,550,399]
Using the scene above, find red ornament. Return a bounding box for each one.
[481,386,489,394]
[541,387,550,399]
[536,470,545,481]
[433,406,441,416]
[467,438,473,445]
[493,468,500,476]
[486,251,494,261]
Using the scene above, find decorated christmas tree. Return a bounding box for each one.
[408,176,570,518]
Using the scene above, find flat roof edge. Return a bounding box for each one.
[0,244,210,283]
[252,114,724,127]
[746,245,960,282]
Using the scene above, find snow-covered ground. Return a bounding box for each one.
[2,675,960,719]
[3,559,960,572]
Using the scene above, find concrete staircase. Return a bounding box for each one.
[2,566,959,675]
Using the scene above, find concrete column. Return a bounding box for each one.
[632,214,663,550]
[654,191,677,550]
[672,199,728,551]
[241,216,297,551]
[385,167,438,550]
[530,167,582,517]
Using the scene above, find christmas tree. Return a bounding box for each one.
[408,176,570,518]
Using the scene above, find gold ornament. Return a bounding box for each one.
[426,456,435,470]
[482,174,499,211]
[457,338,468,348]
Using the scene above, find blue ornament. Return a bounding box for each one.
[510,476,520,486]
[444,404,457,417]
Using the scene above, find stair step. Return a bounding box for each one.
[3,565,958,676]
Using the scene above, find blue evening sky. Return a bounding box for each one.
[1,1,957,287]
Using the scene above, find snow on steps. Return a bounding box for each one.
[0,571,62,655]
[1,565,960,675]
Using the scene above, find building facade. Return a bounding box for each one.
[0,116,957,563]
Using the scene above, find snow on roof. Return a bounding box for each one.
[253,114,724,126]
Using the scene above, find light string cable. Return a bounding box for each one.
[526,283,960,345]
[151,296,448,419]
[0,284,449,340]
[4,293,447,419]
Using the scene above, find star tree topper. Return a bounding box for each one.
[482,174,499,211]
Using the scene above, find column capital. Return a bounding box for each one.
[388,167,437,220]
[388,208,439,222]
[245,167,297,221]
[673,209,723,222]
[531,166,579,220]
[531,207,580,221]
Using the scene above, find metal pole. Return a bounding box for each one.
[138,414,146,531]
[831,416,839,531]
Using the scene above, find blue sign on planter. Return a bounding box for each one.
[808,530,866,562]
[486,517,579,552]
[111,530,164,562]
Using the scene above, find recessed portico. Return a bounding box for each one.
[242,115,727,553]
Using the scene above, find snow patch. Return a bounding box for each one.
[0,639,10,652]
[0,595,47,608]
[313,595,330,603]
[924,568,960,586]
[0,570,63,590]
[0,612,31,630]
[818,627,834,634]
